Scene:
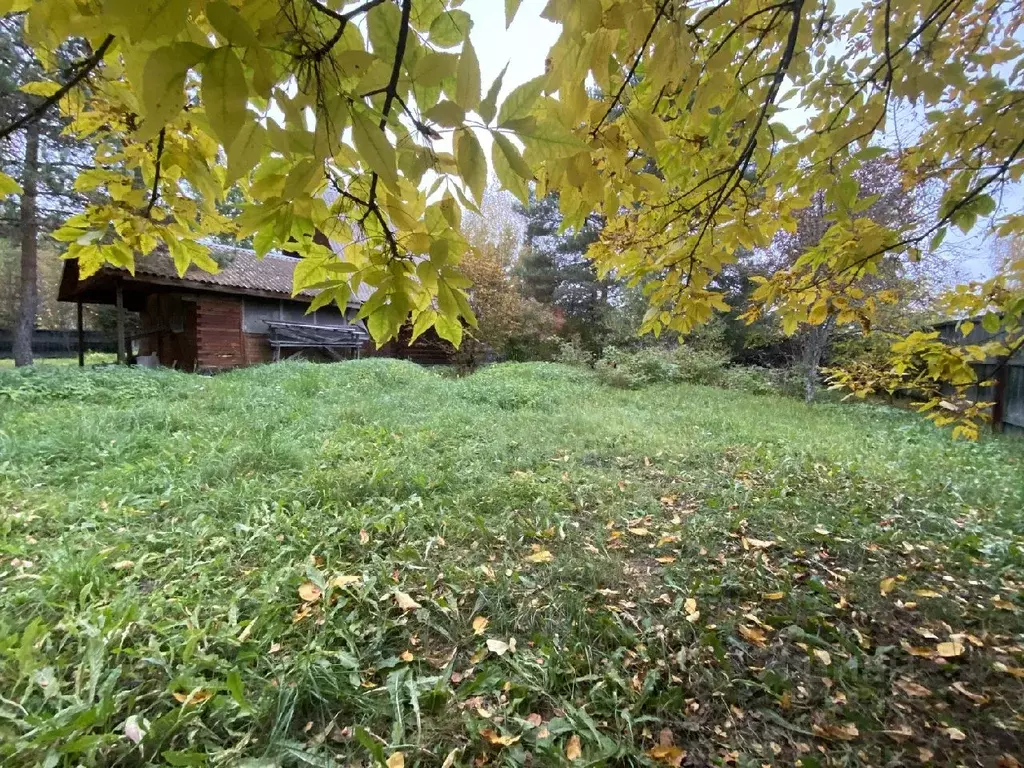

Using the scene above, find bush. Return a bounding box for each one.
[555,339,595,368]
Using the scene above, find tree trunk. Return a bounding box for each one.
[801,316,835,403]
[13,123,40,367]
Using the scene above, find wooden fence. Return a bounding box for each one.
[935,320,1023,436]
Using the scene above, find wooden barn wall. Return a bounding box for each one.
[138,294,197,370]
[195,297,245,369]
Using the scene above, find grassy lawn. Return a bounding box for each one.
[0,360,1022,767]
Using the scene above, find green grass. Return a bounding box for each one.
[0,360,1022,767]
[0,352,116,368]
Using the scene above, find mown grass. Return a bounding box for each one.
[0,360,1022,767]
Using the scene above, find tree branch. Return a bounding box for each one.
[144,128,166,218]
[0,34,115,141]
[590,0,671,137]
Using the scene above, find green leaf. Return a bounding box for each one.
[414,52,458,87]
[108,0,190,42]
[505,0,524,28]
[142,42,209,130]
[492,135,528,204]
[491,131,533,180]
[226,121,266,184]
[202,46,248,148]
[423,100,465,128]
[982,313,1001,333]
[497,75,545,125]
[0,171,23,199]
[455,35,481,112]
[206,0,258,46]
[455,129,486,204]
[479,64,507,125]
[515,119,589,161]
[351,110,399,191]
[429,9,472,48]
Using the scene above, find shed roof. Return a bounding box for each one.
[60,242,373,307]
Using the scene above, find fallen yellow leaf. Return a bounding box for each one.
[945,726,966,741]
[386,752,404,768]
[936,638,965,658]
[896,678,931,697]
[566,734,582,761]
[298,582,322,602]
[812,722,859,741]
[738,625,767,647]
[400,650,414,662]
[524,549,554,564]
[880,577,896,596]
[950,682,989,705]
[394,591,422,610]
[813,649,832,666]
[173,689,212,705]
[330,574,361,588]
[762,591,785,600]
[742,537,775,550]
[480,728,521,746]
[472,616,489,635]
[648,744,686,766]
[628,527,651,536]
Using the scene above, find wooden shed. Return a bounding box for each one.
[58,243,455,371]
[59,244,370,370]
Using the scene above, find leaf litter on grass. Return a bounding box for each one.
[0,360,1022,766]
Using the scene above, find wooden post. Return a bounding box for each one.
[77,301,84,367]
[115,282,126,365]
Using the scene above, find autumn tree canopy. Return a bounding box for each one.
[0,0,1022,434]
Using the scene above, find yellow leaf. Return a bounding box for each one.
[400,650,414,662]
[896,678,931,697]
[298,582,322,602]
[566,734,582,761]
[394,591,422,610]
[455,128,486,204]
[628,527,650,536]
[812,722,859,741]
[202,46,248,148]
[762,592,785,600]
[386,753,405,768]
[936,638,965,658]
[524,549,554,564]
[330,574,361,588]
[142,42,209,130]
[741,537,775,550]
[648,744,686,766]
[480,728,520,746]
[173,689,212,705]
[950,682,989,705]
[486,637,515,656]
[945,727,966,741]
[112,560,135,570]
[914,589,942,598]
[19,80,61,97]
[455,34,481,111]
[879,577,896,596]
[738,625,767,647]
[813,649,832,666]
[351,109,399,191]
[472,616,489,635]
[0,171,22,199]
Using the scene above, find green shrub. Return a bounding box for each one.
[555,339,595,367]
